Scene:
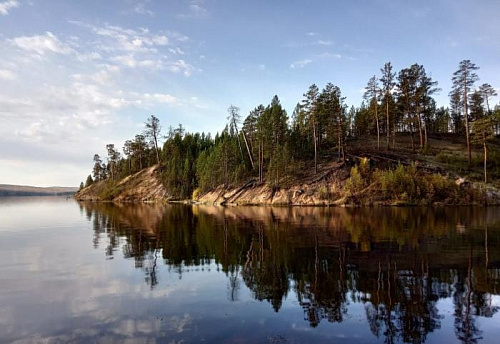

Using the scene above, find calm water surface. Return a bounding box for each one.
[1,197,500,343]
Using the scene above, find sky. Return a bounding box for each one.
[1,0,499,187]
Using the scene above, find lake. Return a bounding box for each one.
[1,197,500,343]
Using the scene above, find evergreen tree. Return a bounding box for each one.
[85,174,94,187]
[478,83,497,114]
[106,144,121,181]
[364,76,381,149]
[380,62,396,150]
[302,84,320,173]
[145,115,162,166]
[450,60,480,165]
[92,154,103,181]
[319,83,345,161]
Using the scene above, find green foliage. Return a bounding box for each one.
[375,163,416,199]
[373,163,462,204]
[100,181,124,201]
[344,166,365,195]
[85,175,94,187]
[162,132,213,199]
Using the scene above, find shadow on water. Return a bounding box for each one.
[79,202,500,344]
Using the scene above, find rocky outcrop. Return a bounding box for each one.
[75,165,171,202]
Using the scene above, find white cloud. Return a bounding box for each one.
[317,52,342,59]
[9,32,74,55]
[290,53,342,69]
[169,47,185,55]
[314,40,333,46]
[0,0,19,16]
[290,59,312,69]
[69,22,172,53]
[177,0,208,18]
[72,64,120,85]
[257,64,266,71]
[167,59,195,76]
[0,20,199,186]
[0,69,16,80]
[76,51,102,62]
[133,2,154,16]
[142,93,178,104]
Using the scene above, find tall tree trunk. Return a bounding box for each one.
[416,110,424,149]
[241,130,254,168]
[483,131,488,183]
[392,121,396,150]
[410,121,415,152]
[464,80,471,165]
[424,121,428,149]
[224,146,228,186]
[337,108,343,161]
[259,140,263,183]
[153,136,160,166]
[313,120,318,174]
[386,99,390,150]
[375,101,380,150]
[234,126,244,159]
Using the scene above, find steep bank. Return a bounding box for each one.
[75,165,171,202]
[76,160,500,205]
[197,161,350,205]
[196,161,500,206]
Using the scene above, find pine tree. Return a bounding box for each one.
[302,84,320,173]
[145,115,162,166]
[380,62,395,150]
[478,83,497,114]
[85,175,94,187]
[364,76,381,149]
[92,154,103,181]
[450,60,480,165]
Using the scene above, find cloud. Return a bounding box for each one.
[290,59,312,69]
[72,64,120,85]
[111,54,163,69]
[93,25,169,52]
[133,2,154,16]
[141,93,178,105]
[177,0,208,18]
[290,53,342,69]
[167,59,195,76]
[9,31,74,55]
[0,81,181,137]
[0,69,16,80]
[317,52,342,59]
[0,0,18,16]
[169,47,185,55]
[314,40,333,46]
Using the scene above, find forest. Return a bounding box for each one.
[81,60,500,201]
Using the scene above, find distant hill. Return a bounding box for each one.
[0,184,78,197]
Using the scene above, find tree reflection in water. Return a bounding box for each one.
[79,203,500,344]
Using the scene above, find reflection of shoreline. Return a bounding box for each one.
[80,202,500,341]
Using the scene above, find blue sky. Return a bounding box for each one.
[1,0,499,186]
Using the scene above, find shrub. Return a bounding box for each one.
[344,166,365,195]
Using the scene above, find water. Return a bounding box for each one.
[1,197,500,343]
